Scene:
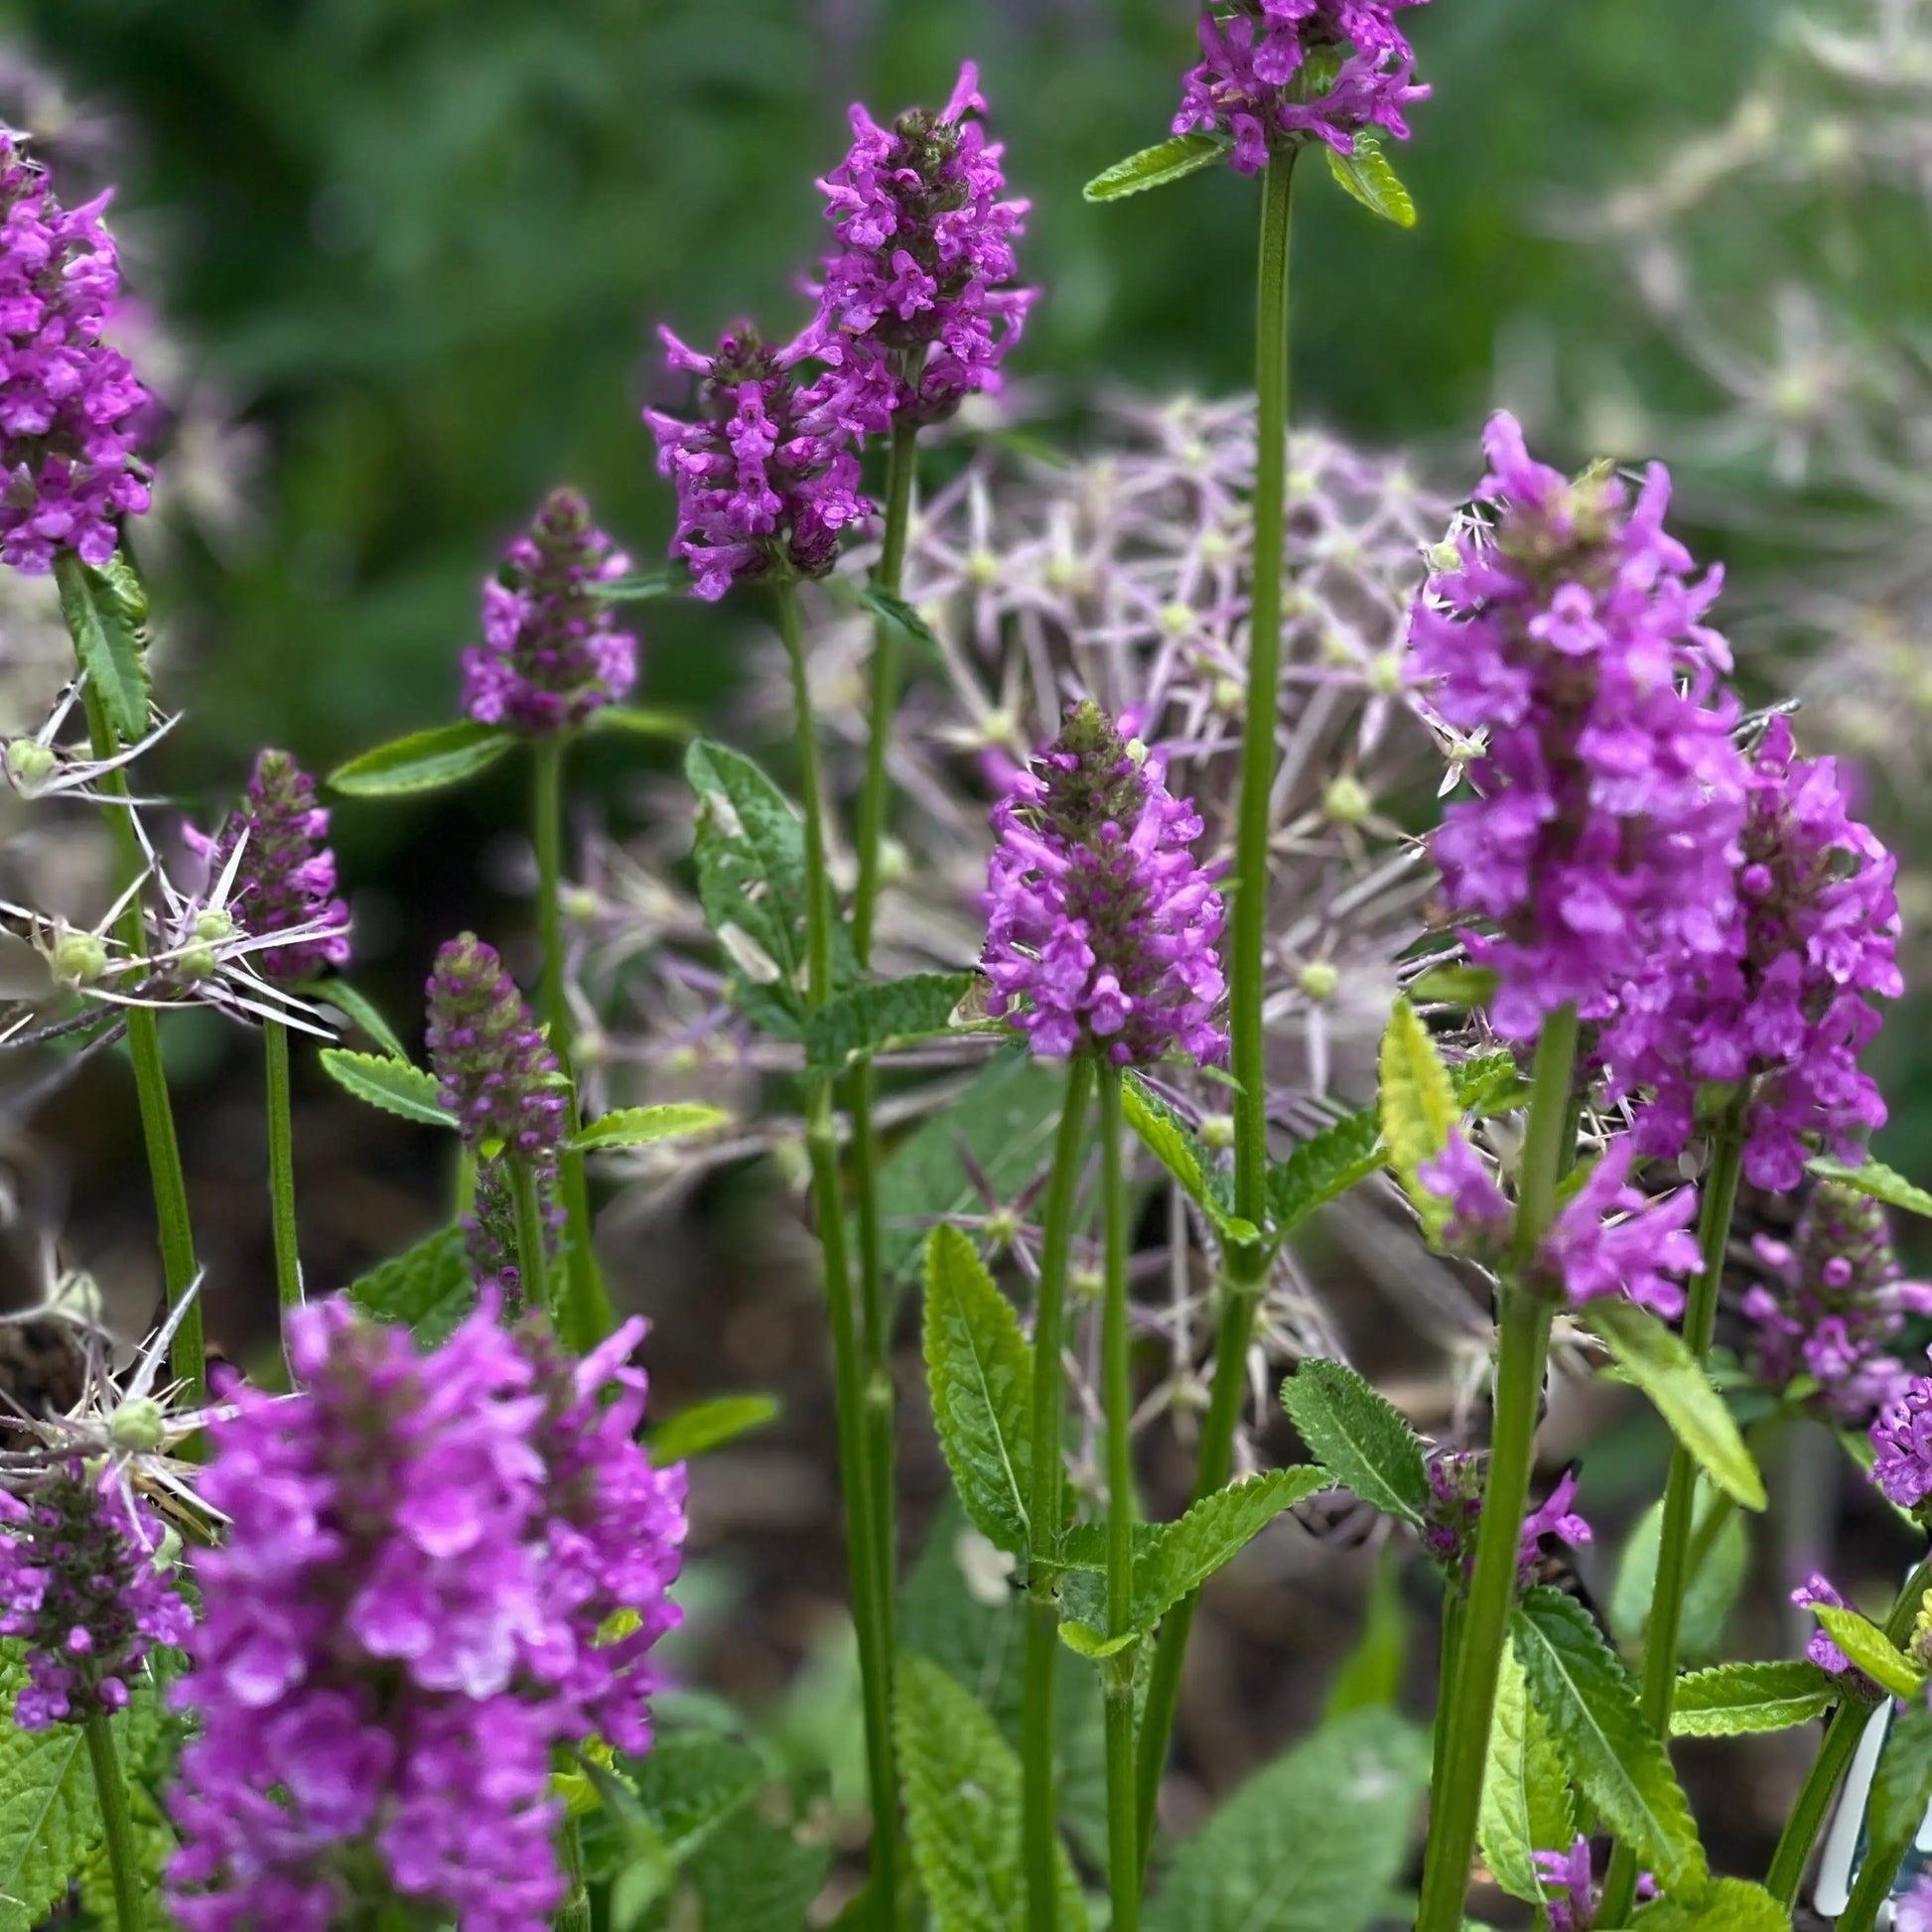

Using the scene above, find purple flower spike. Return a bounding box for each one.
[1872,1376,1932,1512]
[1602,717,1901,1190]
[1173,2,1433,174]
[0,134,153,573]
[1410,413,1748,1040]
[1422,1450,1590,1591]
[982,700,1227,1067]
[167,1296,687,1932]
[425,933,565,1167]
[815,63,1035,431]
[1533,1836,1654,1932]
[190,749,349,984]
[0,1459,191,1729]
[1743,1179,1932,1425]
[644,321,870,602]
[462,487,638,735]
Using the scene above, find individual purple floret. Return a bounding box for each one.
[1409,413,1747,1042]
[814,63,1035,431]
[1743,1179,1932,1425]
[1792,1575,1884,1699]
[1872,1376,1932,1512]
[644,320,870,602]
[461,487,638,735]
[1422,1451,1590,1589]
[167,1295,687,1932]
[0,1458,191,1728]
[1418,1129,1512,1256]
[1898,1873,1932,1932]
[982,700,1226,1066]
[425,933,565,1167]
[188,749,350,984]
[1533,1837,1654,1932]
[1601,718,1901,1191]
[1173,1,1432,174]
[0,133,152,573]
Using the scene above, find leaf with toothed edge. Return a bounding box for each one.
[54,551,150,745]
[329,720,516,797]
[1668,1660,1840,1736]
[305,979,410,1061]
[320,1048,453,1129]
[1809,1153,1932,1220]
[1280,1358,1430,1526]
[1084,133,1231,203]
[570,1104,728,1153]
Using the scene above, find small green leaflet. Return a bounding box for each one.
[1478,1644,1574,1905]
[1267,1106,1382,1241]
[1323,133,1417,227]
[683,1804,833,1932]
[857,584,944,658]
[1627,1877,1796,1930]
[328,719,515,796]
[1407,964,1500,1008]
[584,705,691,741]
[54,551,150,745]
[646,1394,779,1467]
[320,1047,453,1129]
[1584,1301,1765,1510]
[1809,1154,1932,1220]
[570,1104,727,1153]
[1512,1587,1707,1893]
[1451,1049,1530,1116]
[306,978,411,1060]
[1669,1660,1839,1737]
[897,1653,1088,1932]
[1122,1073,1251,1243]
[1812,1605,1925,1699]
[589,565,691,603]
[804,972,983,1074]
[1378,999,1455,1236]
[1143,1708,1429,1932]
[1281,1358,1431,1527]
[923,1225,1039,1557]
[1608,1485,1748,1665]
[1084,132,1229,203]
[347,1223,476,1344]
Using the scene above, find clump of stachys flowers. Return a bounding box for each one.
[983,698,1227,1065]
[1422,1452,1589,1590]
[0,1458,191,1728]
[462,487,638,735]
[0,130,152,573]
[1743,1178,1932,1425]
[1871,1373,1932,1513]
[426,933,565,1167]
[814,62,1035,429]
[1175,1,1432,173]
[1534,1838,1655,1932]
[1411,411,1748,1041]
[167,1296,687,1932]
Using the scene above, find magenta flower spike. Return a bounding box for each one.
[981,699,1227,1067]
[1422,1451,1590,1591]
[425,933,565,1169]
[1872,1376,1932,1512]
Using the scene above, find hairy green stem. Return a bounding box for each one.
[85,1714,144,1932]
[779,584,899,1923]
[510,1158,551,1315]
[1023,1056,1095,1932]
[1764,1549,1932,1908]
[264,1018,302,1344]
[1415,1007,1579,1932]
[73,663,203,1405]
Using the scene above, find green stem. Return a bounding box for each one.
[556,1815,591,1932]
[1598,1111,1749,1924]
[1098,1065,1142,1932]
[84,1714,143,1932]
[264,1018,302,1342]
[1023,1056,1096,1932]
[779,583,899,1925]
[1429,1585,1466,1807]
[73,664,203,1406]
[1764,1550,1932,1908]
[510,1158,551,1316]
[1415,1007,1579,1932]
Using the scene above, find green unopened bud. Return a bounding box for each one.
[1125,739,1150,766]
[983,1205,1021,1252]
[177,943,219,981]
[1212,675,1246,713]
[966,548,1001,589]
[562,887,601,923]
[52,931,109,986]
[1428,540,1460,575]
[1069,1263,1103,1307]
[195,907,237,945]
[878,838,911,887]
[151,1525,183,1575]
[1323,775,1373,825]
[110,1395,168,1454]
[1160,602,1194,637]
[1298,960,1340,1003]
[5,739,58,790]
[1369,651,1405,695]
[1199,1112,1235,1152]
[1199,529,1235,568]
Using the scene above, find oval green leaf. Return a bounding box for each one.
[1084,132,1229,203]
[329,720,516,797]
[571,1104,728,1153]
[320,1047,454,1129]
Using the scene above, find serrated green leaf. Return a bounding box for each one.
[1267,1106,1383,1240]
[622,1731,763,1861]
[1584,1301,1765,1510]
[1323,132,1418,226]
[1123,1074,1250,1241]
[306,978,411,1061]
[1144,1708,1429,1932]
[1512,1588,1706,1893]
[684,1802,832,1932]
[1607,1481,1748,1666]
[584,704,692,740]
[923,1224,1039,1556]
[1813,1605,1926,1698]
[570,1103,728,1152]
[647,1394,779,1465]
[328,719,515,796]
[1326,1548,1408,1720]
[1085,132,1229,203]
[1451,1049,1530,1116]
[320,1047,454,1129]
[804,972,981,1073]
[0,1642,111,1932]
[858,584,944,658]
[1809,1154,1932,1220]
[1379,999,1456,1235]
[1281,1359,1430,1526]
[1478,1644,1575,1905]
[347,1223,477,1344]
[54,551,150,745]
[589,566,691,603]
[1628,1877,1793,1930]
[897,1653,1088,1932]
[1669,1660,1839,1736]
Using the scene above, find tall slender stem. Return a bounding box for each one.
[84,1714,143,1932]
[264,1018,302,1340]
[1098,1065,1142,1932]
[73,663,202,1405]
[1764,1549,1932,1908]
[1415,1006,1579,1932]
[779,584,899,1925]
[510,1158,550,1316]
[1023,1057,1095,1932]
[1598,1110,1749,1924]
